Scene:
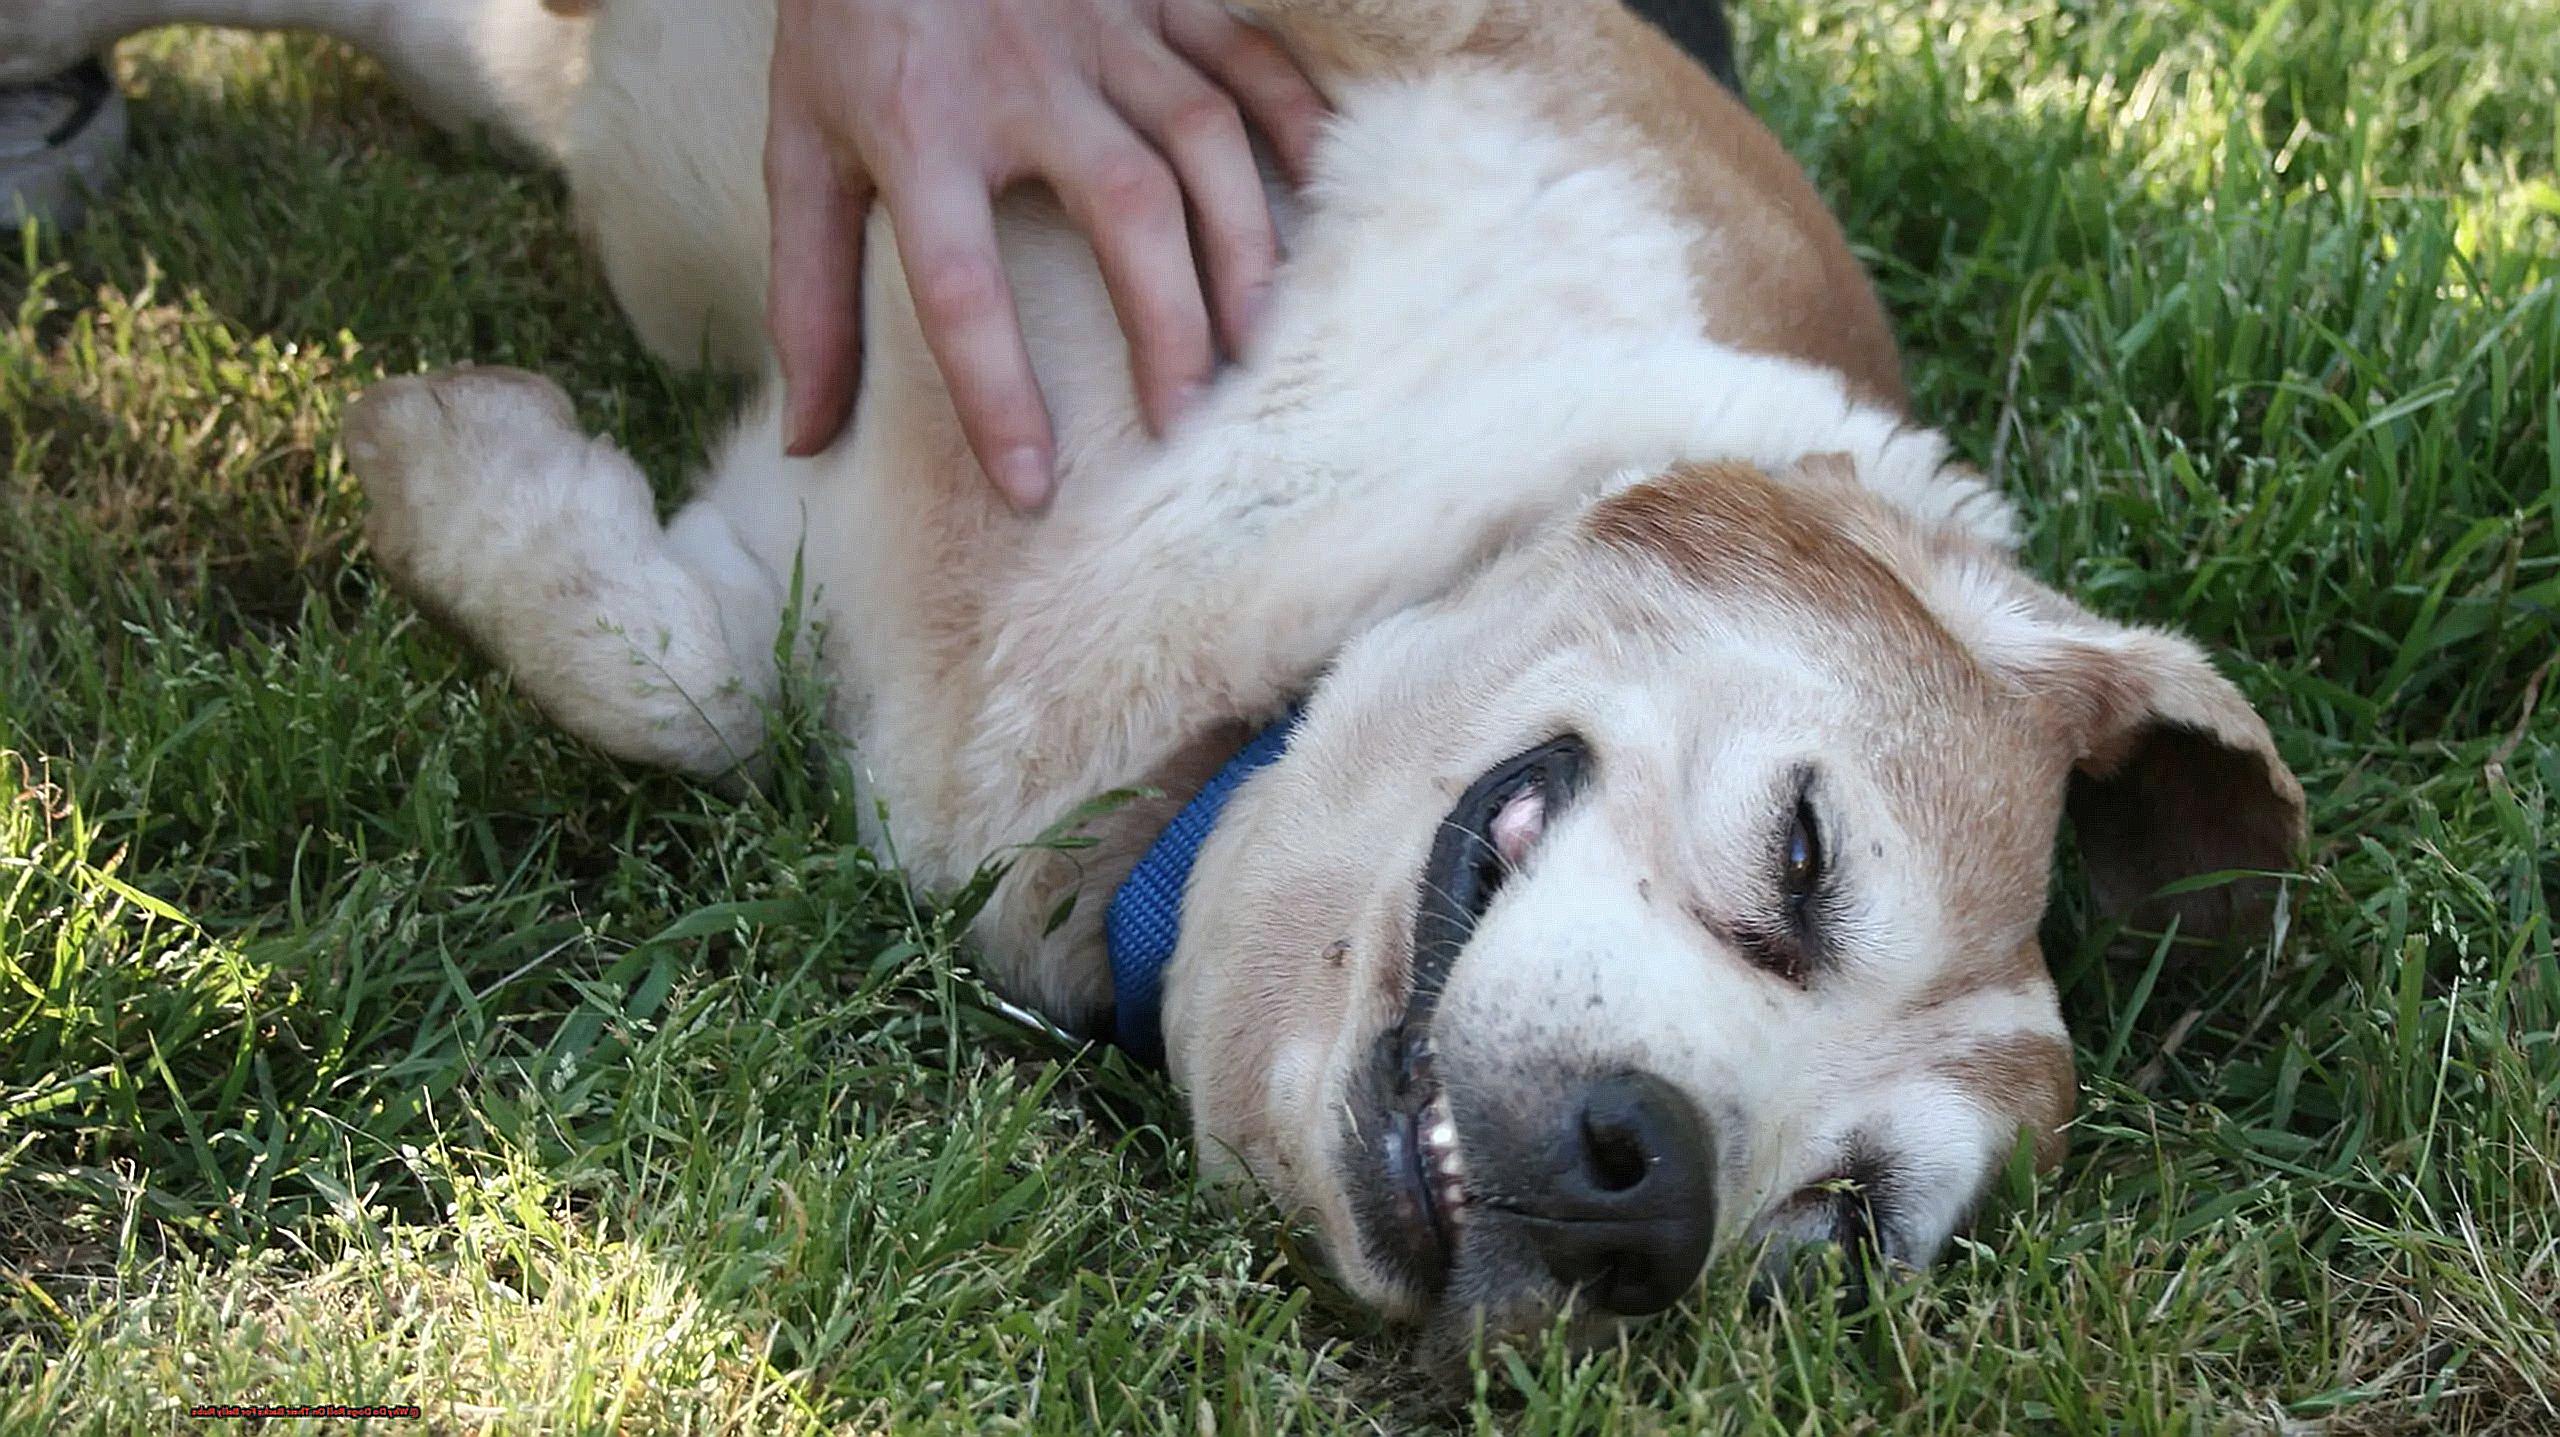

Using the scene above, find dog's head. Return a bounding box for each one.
[1159,456,2302,1359]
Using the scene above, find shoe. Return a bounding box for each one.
[0,58,128,233]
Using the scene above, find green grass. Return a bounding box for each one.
[2,1,2555,1430]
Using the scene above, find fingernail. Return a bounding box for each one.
[994,446,1052,511]
[780,385,819,457]
[778,392,804,454]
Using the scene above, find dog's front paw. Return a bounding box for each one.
[344,365,583,592]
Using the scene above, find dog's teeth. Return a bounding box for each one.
[1415,1093,1467,1213]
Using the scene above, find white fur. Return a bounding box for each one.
[345,368,776,775]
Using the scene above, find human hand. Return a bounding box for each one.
[764,0,1327,509]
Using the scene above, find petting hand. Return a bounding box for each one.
[764,0,1328,509]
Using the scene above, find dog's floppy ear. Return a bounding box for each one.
[2054,626,2305,941]
[1940,561,2307,943]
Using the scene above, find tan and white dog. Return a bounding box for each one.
[10,0,2305,1361]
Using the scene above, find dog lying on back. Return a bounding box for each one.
[12,0,2303,1364]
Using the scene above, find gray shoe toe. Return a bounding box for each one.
[1,59,129,233]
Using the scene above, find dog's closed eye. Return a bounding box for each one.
[1782,792,1823,916]
[1721,770,1840,986]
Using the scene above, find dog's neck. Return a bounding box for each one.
[1103,710,1303,1065]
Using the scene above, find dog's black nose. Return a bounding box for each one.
[1515,1071,1716,1315]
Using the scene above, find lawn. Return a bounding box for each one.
[3,1,2556,1431]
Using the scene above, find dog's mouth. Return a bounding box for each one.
[1340,735,1590,1301]
[1364,1030,1464,1293]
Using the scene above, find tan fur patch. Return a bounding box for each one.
[1910,937,2049,1018]
[1583,462,1956,653]
[1939,1032,2078,1169]
[1908,941,2076,1165]
[1505,6,1908,410]
[1242,0,1906,407]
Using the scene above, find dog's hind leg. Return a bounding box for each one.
[343,367,783,780]
[0,0,590,158]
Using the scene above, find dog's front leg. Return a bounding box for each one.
[344,367,782,782]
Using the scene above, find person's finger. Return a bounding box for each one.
[766,110,875,457]
[881,165,1056,510]
[1103,36,1279,357]
[1033,95,1216,438]
[1159,0,1329,183]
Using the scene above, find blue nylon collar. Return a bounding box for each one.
[1105,712,1301,1066]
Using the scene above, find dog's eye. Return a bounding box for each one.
[1729,784,1829,985]
[1783,797,1823,910]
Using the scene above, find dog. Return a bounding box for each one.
[9,0,2305,1366]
